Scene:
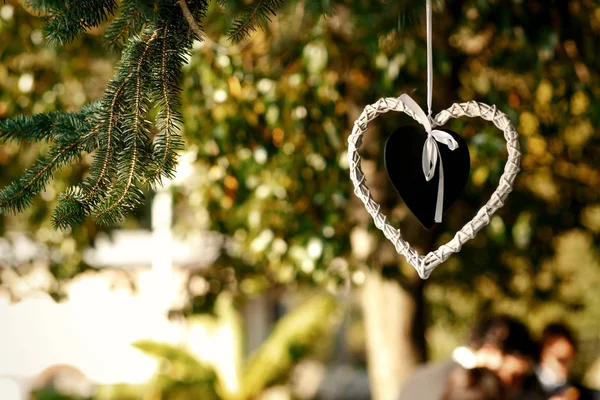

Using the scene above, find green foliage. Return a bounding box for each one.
[134,341,217,380]
[242,295,337,397]
[133,294,337,400]
[144,23,188,186]
[38,0,119,45]
[133,341,221,400]
[0,112,59,143]
[228,0,284,43]
[1,0,433,230]
[104,0,151,49]
[0,103,99,215]
[1,0,204,228]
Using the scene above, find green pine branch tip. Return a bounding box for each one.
[2,0,286,228]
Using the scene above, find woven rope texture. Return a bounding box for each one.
[347,97,521,279]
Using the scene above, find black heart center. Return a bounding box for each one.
[384,126,471,229]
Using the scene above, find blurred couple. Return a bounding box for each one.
[398,315,599,400]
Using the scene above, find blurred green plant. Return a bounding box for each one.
[130,294,337,400]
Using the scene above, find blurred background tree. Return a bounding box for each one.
[1,1,600,400]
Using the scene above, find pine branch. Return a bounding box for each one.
[40,0,118,44]
[0,109,98,214]
[45,1,199,229]
[94,29,159,225]
[144,24,187,186]
[179,0,204,40]
[0,112,59,144]
[5,0,314,228]
[0,97,101,144]
[0,142,78,213]
[104,0,153,49]
[51,87,126,228]
[228,0,285,43]
[51,187,93,229]
[84,77,129,202]
[50,122,102,229]
[50,70,130,227]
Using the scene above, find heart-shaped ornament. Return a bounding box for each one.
[348,96,521,279]
[384,126,471,229]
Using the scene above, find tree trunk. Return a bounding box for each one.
[360,272,426,400]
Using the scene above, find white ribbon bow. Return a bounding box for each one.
[400,94,459,223]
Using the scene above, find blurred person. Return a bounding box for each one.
[441,367,507,400]
[525,323,599,400]
[537,323,578,396]
[398,315,537,400]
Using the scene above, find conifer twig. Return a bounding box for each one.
[179,0,204,40]
[83,76,130,202]
[0,141,79,211]
[106,9,141,47]
[96,30,159,220]
[143,24,178,186]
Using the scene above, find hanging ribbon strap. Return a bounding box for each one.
[400,94,458,223]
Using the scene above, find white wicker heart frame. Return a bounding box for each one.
[348,97,521,279]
